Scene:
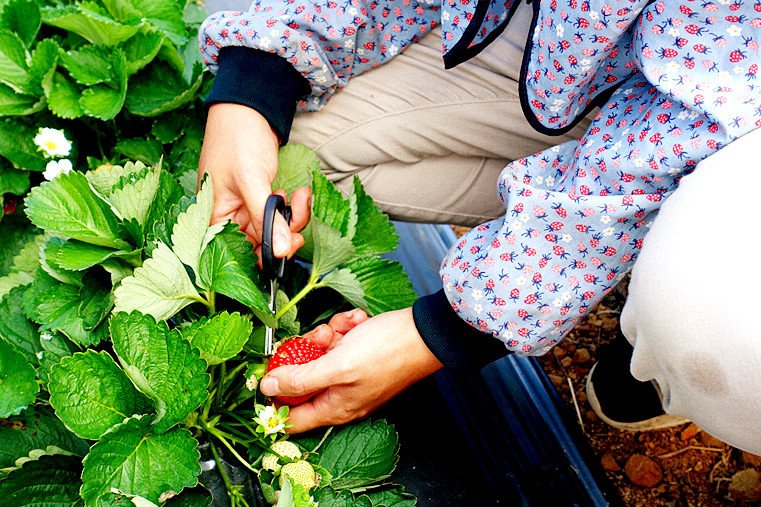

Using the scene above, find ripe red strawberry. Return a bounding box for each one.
[267,338,325,405]
[657,48,678,58]
[685,24,700,35]
[2,197,17,215]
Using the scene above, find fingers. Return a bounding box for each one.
[300,323,339,349]
[289,186,311,233]
[285,393,353,434]
[327,309,369,335]
[260,356,343,399]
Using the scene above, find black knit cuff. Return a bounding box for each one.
[205,46,311,144]
[412,289,510,375]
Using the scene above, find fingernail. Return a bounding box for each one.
[274,231,290,256]
[260,377,279,396]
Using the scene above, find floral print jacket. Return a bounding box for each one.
[201,0,761,356]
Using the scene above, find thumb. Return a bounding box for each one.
[260,356,340,398]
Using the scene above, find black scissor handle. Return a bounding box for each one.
[261,194,292,282]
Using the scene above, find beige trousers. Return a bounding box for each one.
[290,2,590,226]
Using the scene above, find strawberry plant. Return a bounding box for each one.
[0,146,418,506]
[0,0,212,225]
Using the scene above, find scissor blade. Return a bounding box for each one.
[264,279,278,356]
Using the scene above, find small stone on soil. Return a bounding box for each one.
[572,347,592,364]
[624,454,663,488]
[679,423,701,441]
[729,469,761,502]
[601,453,621,472]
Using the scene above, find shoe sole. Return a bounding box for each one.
[586,364,690,432]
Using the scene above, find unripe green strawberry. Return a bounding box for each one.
[267,337,325,405]
[261,453,281,473]
[271,440,302,460]
[280,460,317,489]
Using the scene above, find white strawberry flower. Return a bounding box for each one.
[727,24,742,37]
[43,159,73,180]
[34,128,72,158]
[254,404,287,436]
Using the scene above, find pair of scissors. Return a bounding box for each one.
[261,194,292,356]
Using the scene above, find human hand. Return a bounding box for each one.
[198,103,310,259]
[260,308,444,433]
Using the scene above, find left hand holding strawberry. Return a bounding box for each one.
[260,307,444,433]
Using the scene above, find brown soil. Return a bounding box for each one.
[450,225,760,506]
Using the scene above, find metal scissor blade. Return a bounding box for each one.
[264,279,278,356]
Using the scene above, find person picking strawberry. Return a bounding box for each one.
[198,0,761,454]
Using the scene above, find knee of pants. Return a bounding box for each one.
[620,132,761,453]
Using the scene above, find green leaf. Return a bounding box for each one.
[129,0,186,45]
[0,29,31,94]
[273,143,319,195]
[0,285,41,362]
[347,258,416,315]
[36,330,76,387]
[113,137,163,166]
[28,38,58,96]
[23,268,104,346]
[312,488,371,507]
[143,168,184,243]
[0,167,29,194]
[350,177,398,257]
[59,44,112,86]
[277,290,300,335]
[1,0,41,48]
[25,171,129,249]
[198,224,275,328]
[0,119,46,169]
[180,311,253,365]
[311,170,353,235]
[0,270,33,297]
[168,121,203,176]
[38,238,86,287]
[0,214,37,274]
[46,239,132,271]
[48,72,84,119]
[48,350,148,440]
[41,5,141,46]
[80,48,127,120]
[171,175,222,284]
[110,312,210,434]
[0,339,38,417]
[106,160,161,225]
[122,28,163,74]
[0,82,43,116]
[364,486,416,507]
[125,61,203,117]
[85,160,145,196]
[318,420,398,490]
[0,454,83,505]
[80,416,201,506]
[0,406,88,470]
[321,258,415,316]
[312,217,354,276]
[100,0,140,22]
[151,111,185,144]
[78,273,114,330]
[114,241,203,320]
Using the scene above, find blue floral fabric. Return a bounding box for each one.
[200,0,761,356]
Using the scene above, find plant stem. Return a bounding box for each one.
[275,273,321,320]
[209,440,250,507]
[207,290,216,315]
[205,425,258,473]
